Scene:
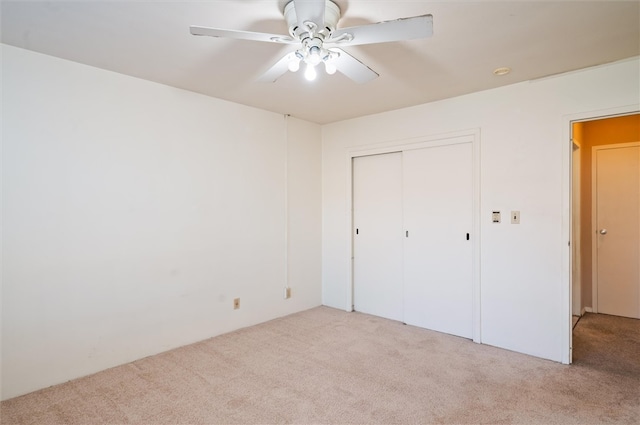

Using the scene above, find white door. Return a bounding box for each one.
[403,143,474,338]
[353,152,404,321]
[593,143,640,319]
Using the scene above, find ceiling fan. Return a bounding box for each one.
[190,0,433,83]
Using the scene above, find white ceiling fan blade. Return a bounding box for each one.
[190,26,296,44]
[256,52,297,83]
[293,0,325,29]
[331,48,378,84]
[328,15,433,47]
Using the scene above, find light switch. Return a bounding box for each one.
[511,211,520,224]
[492,211,501,223]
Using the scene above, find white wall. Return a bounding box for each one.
[3,42,638,400]
[322,58,640,362]
[1,45,322,400]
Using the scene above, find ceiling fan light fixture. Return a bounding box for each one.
[304,63,317,81]
[307,45,322,65]
[288,58,301,72]
[324,61,337,75]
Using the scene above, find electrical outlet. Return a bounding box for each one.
[284,287,291,299]
[233,298,240,309]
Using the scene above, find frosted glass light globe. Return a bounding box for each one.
[325,62,337,75]
[288,59,300,72]
[304,63,317,81]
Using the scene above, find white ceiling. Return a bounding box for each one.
[2,1,639,124]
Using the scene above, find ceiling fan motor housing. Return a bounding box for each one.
[284,0,341,41]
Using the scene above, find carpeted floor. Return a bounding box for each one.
[1,308,639,424]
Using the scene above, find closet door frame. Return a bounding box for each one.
[346,130,482,343]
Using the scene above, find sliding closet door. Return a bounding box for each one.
[353,153,404,321]
[403,143,473,338]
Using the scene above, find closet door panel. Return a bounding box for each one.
[403,143,473,338]
[353,153,404,321]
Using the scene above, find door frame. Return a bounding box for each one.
[591,141,640,314]
[572,140,581,317]
[345,129,481,343]
[562,105,639,364]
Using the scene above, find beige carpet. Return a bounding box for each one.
[1,307,639,424]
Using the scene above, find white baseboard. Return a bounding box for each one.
[581,306,593,316]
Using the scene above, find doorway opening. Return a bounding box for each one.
[571,112,640,359]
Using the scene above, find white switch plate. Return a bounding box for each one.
[511,211,520,224]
